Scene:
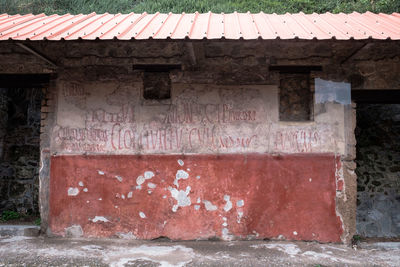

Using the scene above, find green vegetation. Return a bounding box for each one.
[1,210,21,221]
[0,0,399,15]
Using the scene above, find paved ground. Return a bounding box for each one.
[0,235,399,266]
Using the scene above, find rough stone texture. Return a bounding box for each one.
[143,71,171,100]
[279,73,311,121]
[0,88,8,159]
[356,104,400,237]
[0,88,42,215]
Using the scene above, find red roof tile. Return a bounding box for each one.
[0,11,399,41]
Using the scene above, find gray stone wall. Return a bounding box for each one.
[356,104,400,237]
[0,88,42,215]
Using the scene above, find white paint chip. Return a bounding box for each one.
[136,176,145,185]
[223,195,232,212]
[236,200,244,207]
[169,186,191,212]
[293,231,298,236]
[121,194,125,199]
[144,171,154,179]
[115,175,123,182]
[78,181,84,187]
[147,182,156,189]
[91,216,109,223]
[194,205,200,210]
[174,170,189,187]
[178,159,184,166]
[86,200,90,203]
[222,222,228,227]
[197,197,201,203]
[83,188,88,192]
[222,228,232,241]
[309,178,312,182]
[67,187,79,196]
[162,195,167,199]
[139,212,146,219]
[98,198,102,201]
[98,171,105,175]
[237,211,244,223]
[127,192,133,198]
[196,175,200,179]
[203,200,217,211]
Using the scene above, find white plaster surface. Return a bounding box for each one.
[90,216,110,223]
[53,83,346,155]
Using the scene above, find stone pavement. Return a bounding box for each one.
[0,235,399,267]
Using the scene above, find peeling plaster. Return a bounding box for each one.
[144,171,154,179]
[115,232,137,239]
[136,176,145,186]
[90,216,110,223]
[147,182,156,189]
[168,186,191,212]
[203,200,217,211]
[222,228,233,241]
[174,170,189,187]
[67,187,79,196]
[236,200,244,207]
[237,211,244,223]
[223,195,232,212]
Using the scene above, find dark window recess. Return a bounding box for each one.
[279,73,312,121]
[143,71,171,100]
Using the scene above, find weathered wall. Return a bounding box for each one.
[1,39,398,243]
[47,58,351,242]
[0,88,42,215]
[356,104,400,237]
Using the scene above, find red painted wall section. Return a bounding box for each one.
[49,154,343,242]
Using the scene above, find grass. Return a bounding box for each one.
[0,0,399,15]
[1,210,21,221]
[1,210,40,226]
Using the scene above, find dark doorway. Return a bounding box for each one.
[0,74,48,223]
[354,91,400,238]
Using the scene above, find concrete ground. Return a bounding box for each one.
[0,235,400,267]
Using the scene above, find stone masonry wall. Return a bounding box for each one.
[0,88,42,215]
[356,104,400,237]
[1,39,399,242]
